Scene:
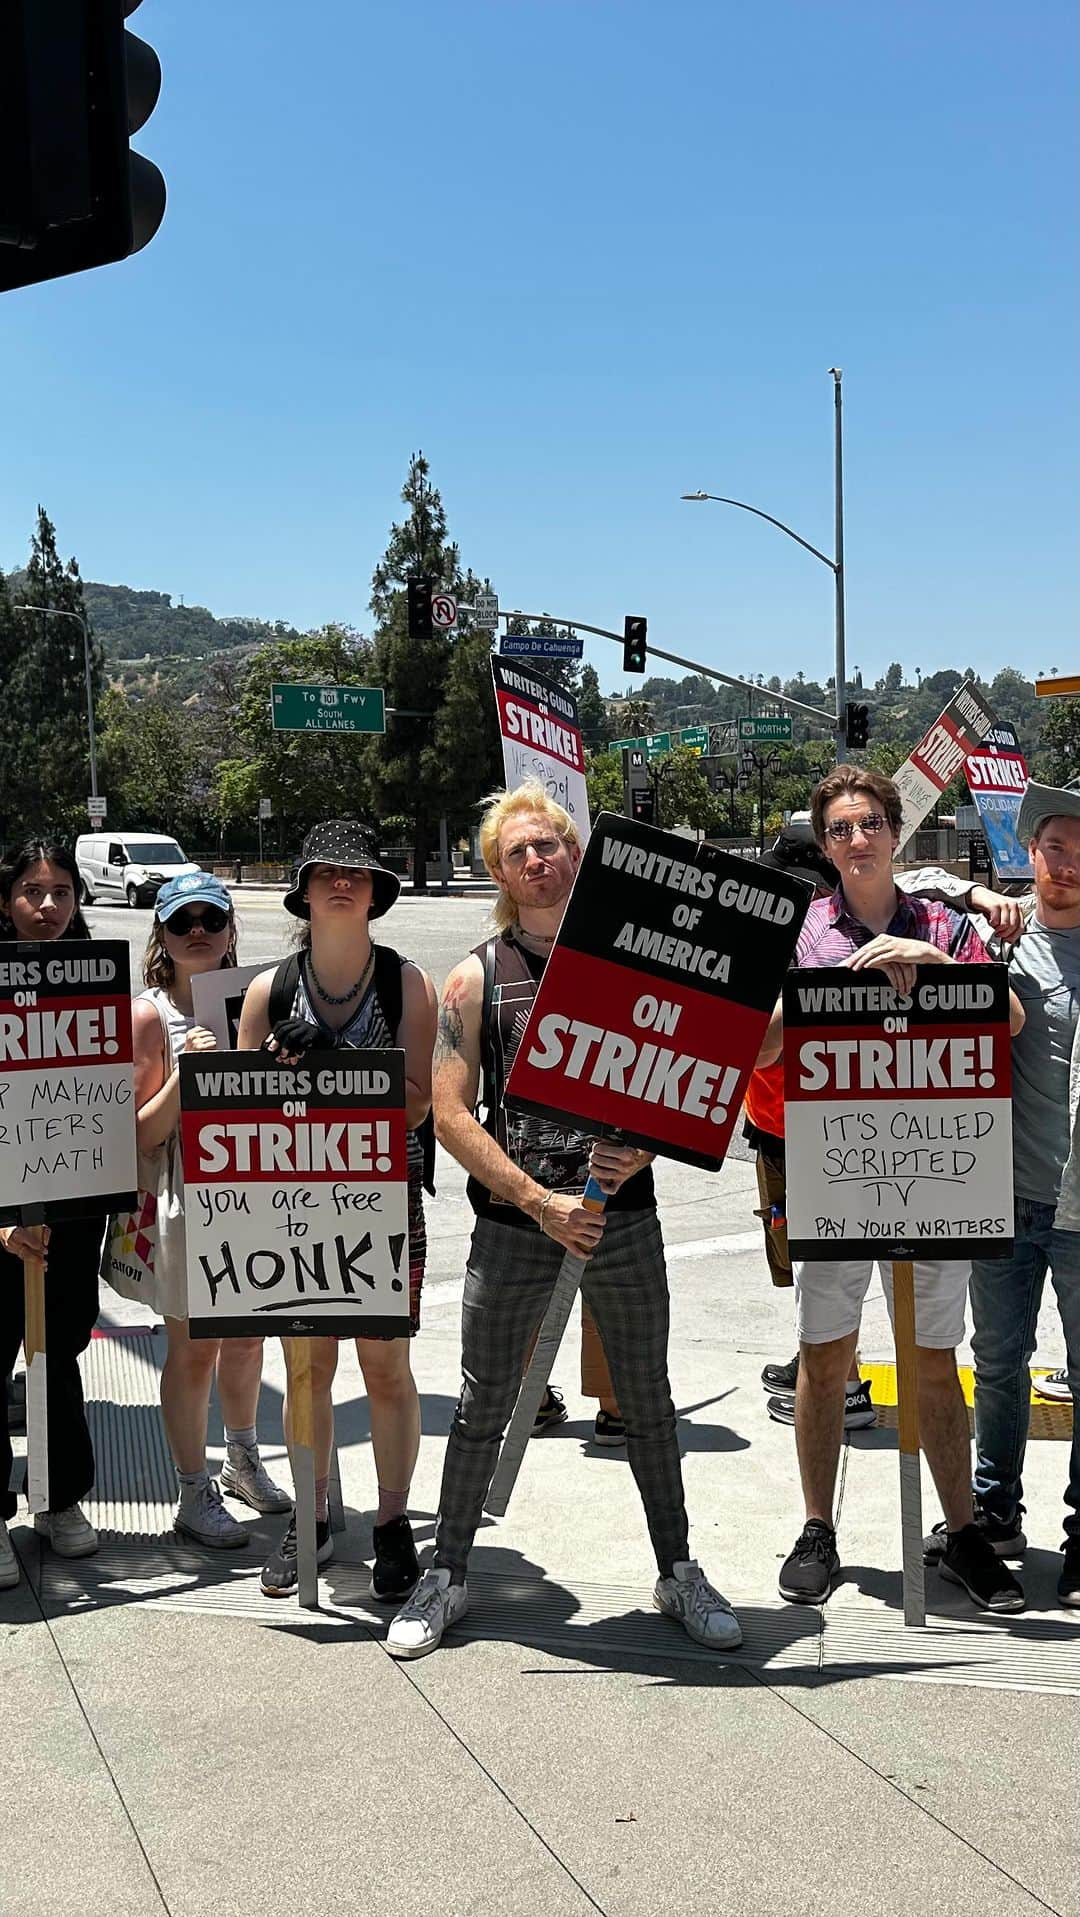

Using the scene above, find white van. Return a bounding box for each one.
[75,833,203,908]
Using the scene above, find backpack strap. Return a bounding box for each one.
[372,943,437,1198]
[268,953,301,1029]
[478,936,499,1118]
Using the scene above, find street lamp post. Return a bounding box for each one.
[682,368,848,761]
[14,603,99,798]
[739,746,784,854]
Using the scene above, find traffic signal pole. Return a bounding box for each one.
[831,368,848,763]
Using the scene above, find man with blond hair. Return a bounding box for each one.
[388,782,741,1657]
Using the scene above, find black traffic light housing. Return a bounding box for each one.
[407,579,433,641]
[623,615,647,675]
[0,0,166,294]
[845,701,870,750]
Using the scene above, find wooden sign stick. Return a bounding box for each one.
[284,1337,318,1610]
[892,1259,925,1627]
[23,1232,49,1516]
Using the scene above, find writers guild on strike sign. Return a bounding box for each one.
[782,965,1014,1262]
[505,812,809,1170]
[490,655,590,841]
[0,940,137,1223]
[179,1050,411,1339]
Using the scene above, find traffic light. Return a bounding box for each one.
[845,701,870,750]
[407,579,433,641]
[630,787,656,825]
[623,615,648,675]
[0,0,166,294]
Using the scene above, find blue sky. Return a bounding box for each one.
[1,0,1075,695]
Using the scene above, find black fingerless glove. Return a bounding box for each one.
[262,1016,322,1056]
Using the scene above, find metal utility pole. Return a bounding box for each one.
[682,368,849,760]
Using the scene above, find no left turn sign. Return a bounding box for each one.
[431,593,457,630]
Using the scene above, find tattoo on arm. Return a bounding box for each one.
[434,1001,465,1064]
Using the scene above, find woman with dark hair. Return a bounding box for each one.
[238,821,437,1601]
[0,840,102,1590]
[130,872,290,1549]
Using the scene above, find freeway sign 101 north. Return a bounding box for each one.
[271,684,386,734]
[739,715,793,742]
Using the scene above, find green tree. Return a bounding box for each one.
[656,745,721,833]
[585,748,624,819]
[96,689,213,846]
[1034,696,1080,785]
[577,664,613,747]
[224,626,377,846]
[1,507,104,841]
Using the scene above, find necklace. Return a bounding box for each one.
[305,946,374,1007]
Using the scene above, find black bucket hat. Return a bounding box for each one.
[283,821,402,920]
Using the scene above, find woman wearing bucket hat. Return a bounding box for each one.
[238,822,438,1602]
[123,872,291,1548]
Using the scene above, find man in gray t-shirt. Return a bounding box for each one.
[956,782,1080,1611]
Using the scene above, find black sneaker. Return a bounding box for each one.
[923,1501,1026,1565]
[761,1355,799,1395]
[371,1515,420,1602]
[768,1380,876,1432]
[1057,1539,1080,1609]
[939,1524,1025,1612]
[593,1409,627,1447]
[779,1520,840,1605]
[531,1384,568,1435]
[260,1512,334,1597]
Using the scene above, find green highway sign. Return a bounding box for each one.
[271,683,386,734]
[739,715,792,742]
[613,730,674,760]
[679,725,708,754]
[612,734,646,755]
[646,732,671,760]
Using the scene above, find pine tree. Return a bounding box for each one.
[1,507,103,840]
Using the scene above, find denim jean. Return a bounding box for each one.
[970,1199,1080,1541]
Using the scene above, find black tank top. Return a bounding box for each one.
[466,930,656,1228]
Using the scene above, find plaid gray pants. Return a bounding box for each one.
[433,1208,690,1580]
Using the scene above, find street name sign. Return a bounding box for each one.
[270,684,386,735]
[679,725,708,754]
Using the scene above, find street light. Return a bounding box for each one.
[13,604,99,798]
[681,368,847,759]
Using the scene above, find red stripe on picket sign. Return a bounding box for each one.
[785,1023,1013,1102]
[505,945,766,1160]
[495,689,584,773]
[0,995,133,1070]
[180,1107,408,1182]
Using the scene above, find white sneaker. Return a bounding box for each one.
[1034,1368,1072,1403]
[653,1559,743,1650]
[175,1478,248,1550]
[386,1567,469,1658]
[33,1504,99,1558]
[220,1445,292,1514]
[0,1517,19,1588]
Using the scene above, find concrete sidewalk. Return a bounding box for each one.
[3,1154,1077,1917]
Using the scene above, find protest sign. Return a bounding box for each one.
[0,940,136,1224]
[192,962,268,1051]
[964,724,1033,881]
[504,813,810,1169]
[180,1049,410,1339]
[893,681,997,845]
[491,656,591,845]
[782,964,1013,1261]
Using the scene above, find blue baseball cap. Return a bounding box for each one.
[154,871,234,922]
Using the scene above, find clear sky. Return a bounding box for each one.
[2,0,1075,695]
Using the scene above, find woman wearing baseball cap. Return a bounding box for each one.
[238,822,437,1603]
[130,872,290,1548]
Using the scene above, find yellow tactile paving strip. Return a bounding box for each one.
[860,1364,1073,1440]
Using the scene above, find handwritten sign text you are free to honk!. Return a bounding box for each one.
[180,1050,410,1339]
[782,965,1014,1261]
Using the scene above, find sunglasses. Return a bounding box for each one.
[163,905,230,936]
[822,813,889,844]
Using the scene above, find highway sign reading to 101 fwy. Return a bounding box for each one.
[271,684,386,734]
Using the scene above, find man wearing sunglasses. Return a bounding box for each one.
[757,765,1026,1613]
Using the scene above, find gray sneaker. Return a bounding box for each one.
[0,1517,19,1589]
[175,1478,249,1550]
[219,1444,292,1514]
[33,1503,99,1558]
[386,1568,469,1658]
